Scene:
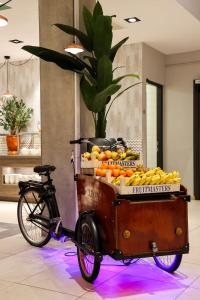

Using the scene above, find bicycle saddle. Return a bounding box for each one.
[34,165,56,175]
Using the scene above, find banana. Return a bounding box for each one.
[125,175,135,186]
[173,177,181,184]
[150,175,160,185]
[139,175,146,185]
[132,176,141,186]
[144,176,151,185]
[145,170,155,177]
[124,155,136,161]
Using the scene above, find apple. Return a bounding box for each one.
[91,145,101,153]
[83,152,91,160]
[105,150,112,159]
[111,151,118,160]
[98,152,107,161]
[91,151,99,160]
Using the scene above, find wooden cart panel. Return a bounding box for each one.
[116,197,188,256]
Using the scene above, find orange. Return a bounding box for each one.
[100,169,106,177]
[115,164,121,169]
[96,168,102,176]
[108,164,116,170]
[112,169,120,177]
[101,163,108,169]
[126,169,134,177]
[119,170,126,176]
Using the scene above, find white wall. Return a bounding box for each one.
[164,51,200,196]
[0,58,40,133]
[106,43,143,139]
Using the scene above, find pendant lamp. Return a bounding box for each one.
[0,0,12,27]
[0,15,8,26]
[64,0,84,54]
[3,56,12,98]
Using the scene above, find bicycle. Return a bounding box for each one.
[17,138,189,283]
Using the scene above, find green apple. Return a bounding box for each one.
[111,151,118,160]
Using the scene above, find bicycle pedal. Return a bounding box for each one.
[60,235,69,243]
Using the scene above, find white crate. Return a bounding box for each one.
[81,160,101,169]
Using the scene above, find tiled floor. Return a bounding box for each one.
[0,200,200,299]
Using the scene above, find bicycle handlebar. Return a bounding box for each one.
[69,137,127,149]
[70,138,84,144]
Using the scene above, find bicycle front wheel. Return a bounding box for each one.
[17,189,51,247]
[77,216,101,283]
[153,254,182,273]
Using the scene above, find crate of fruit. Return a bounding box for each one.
[97,165,181,195]
[81,145,141,173]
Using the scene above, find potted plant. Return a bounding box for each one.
[22,1,140,138]
[0,96,33,154]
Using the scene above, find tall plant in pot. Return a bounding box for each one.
[22,1,140,138]
[0,96,33,154]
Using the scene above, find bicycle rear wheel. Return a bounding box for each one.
[17,189,51,247]
[77,216,101,283]
[153,254,182,273]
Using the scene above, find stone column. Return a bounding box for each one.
[39,0,94,229]
[79,0,95,138]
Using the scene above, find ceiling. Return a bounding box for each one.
[0,0,39,62]
[0,0,200,62]
[101,0,200,55]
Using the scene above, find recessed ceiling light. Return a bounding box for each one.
[9,39,23,44]
[124,17,141,23]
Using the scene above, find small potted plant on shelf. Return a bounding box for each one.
[22,1,140,139]
[0,96,33,155]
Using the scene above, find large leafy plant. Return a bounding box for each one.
[0,96,33,135]
[23,1,139,137]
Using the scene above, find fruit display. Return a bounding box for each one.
[95,164,181,186]
[82,145,140,162]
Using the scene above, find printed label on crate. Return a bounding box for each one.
[106,160,141,167]
[118,184,180,195]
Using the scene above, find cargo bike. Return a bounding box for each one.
[17,138,190,283]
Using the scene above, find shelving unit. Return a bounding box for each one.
[0,155,41,201]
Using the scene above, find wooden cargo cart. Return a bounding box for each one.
[76,174,189,281]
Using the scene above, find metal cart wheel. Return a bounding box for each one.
[153,254,182,273]
[17,189,51,247]
[77,216,101,283]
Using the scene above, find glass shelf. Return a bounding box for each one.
[2,167,41,185]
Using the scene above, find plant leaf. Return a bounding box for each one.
[22,46,85,72]
[112,73,140,84]
[93,1,103,20]
[93,15,112,59]
[54,23,92,51]
[67,52,94,76]
[83,6,94,42]
[110,37,129,62]
[97,56,112,92]
[84,56,97,74]
[92,84,121,113]
[80,76,97,111]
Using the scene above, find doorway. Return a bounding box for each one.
[146,79,163,168]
